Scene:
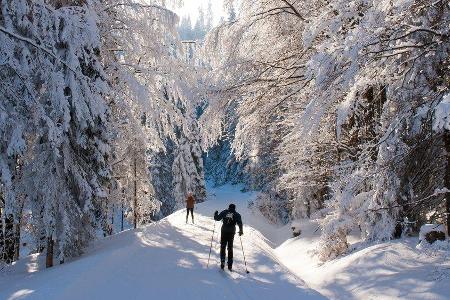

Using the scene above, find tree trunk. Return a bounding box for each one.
[12,200,24,262]
[37,207,46,253]
[121,203,124,232]
[444,130,450,237]
[46,236,54,268]
[111,203,114,226]
[306,198,311,218]
[13,222,20,261]
[0,207,3,262]
[4,214,14,264]
[133,151,138,229]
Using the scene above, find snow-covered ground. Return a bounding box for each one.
[208,185,450,300]
[0,184,323,300]
[1,184,449,300]
[276,222,450,300]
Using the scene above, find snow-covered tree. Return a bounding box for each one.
[1,0,112,266]
[199,0,449,259]
[102,1,205,220]
[1,0,206,267]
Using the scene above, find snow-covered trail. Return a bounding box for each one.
[0,184,325,300]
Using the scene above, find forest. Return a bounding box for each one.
[0,0,449,289]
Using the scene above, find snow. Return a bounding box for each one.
[416,239,450,252]
[0,184,323,300]
[419,224,446,241]
[276,220,450,300]
[2,184,449,300]
[433,93,450,131]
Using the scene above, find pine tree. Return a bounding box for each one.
[194,6,206,39]
[1,0,111,266]
[205,1,213,31]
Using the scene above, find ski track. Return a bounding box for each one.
[0,185,325,300]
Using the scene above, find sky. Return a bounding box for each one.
[170,0,227,26]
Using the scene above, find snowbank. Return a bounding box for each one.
[418,224,446,241]
[275,220,450,300]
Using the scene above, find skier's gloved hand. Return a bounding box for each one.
[214,210,218,216]
[239,231,243,236]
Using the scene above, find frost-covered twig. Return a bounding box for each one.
[368,188,450,212]
[0,26,77,74]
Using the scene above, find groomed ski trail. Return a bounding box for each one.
[0,185,325,300]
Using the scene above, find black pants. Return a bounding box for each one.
[220,231,235,266]
[186,208,194,221]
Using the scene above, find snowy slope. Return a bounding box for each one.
[3,184,448,300]
[276,220,450,300]
[203,185,450,300]
[0,184,324,300]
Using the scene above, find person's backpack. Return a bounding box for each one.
[223,211,234,225]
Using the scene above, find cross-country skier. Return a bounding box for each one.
[214,204,243,271]
[186,192,195,224]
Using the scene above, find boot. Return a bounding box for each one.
[220,262,225,270]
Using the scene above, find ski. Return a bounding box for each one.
[218,267,245,279]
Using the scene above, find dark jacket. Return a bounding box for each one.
[214,209,243,234]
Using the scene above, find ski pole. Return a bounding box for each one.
[207,221,216,268]
[216,224,221,264]
[239,235,250,274]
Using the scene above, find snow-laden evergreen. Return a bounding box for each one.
[103,0,205,225]
[1,0,206,266]
[1,0,111,265]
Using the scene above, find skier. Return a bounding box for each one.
[186,192,195,224]
[214,204,243,271]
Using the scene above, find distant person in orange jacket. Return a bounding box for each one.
[186,192,195,224]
